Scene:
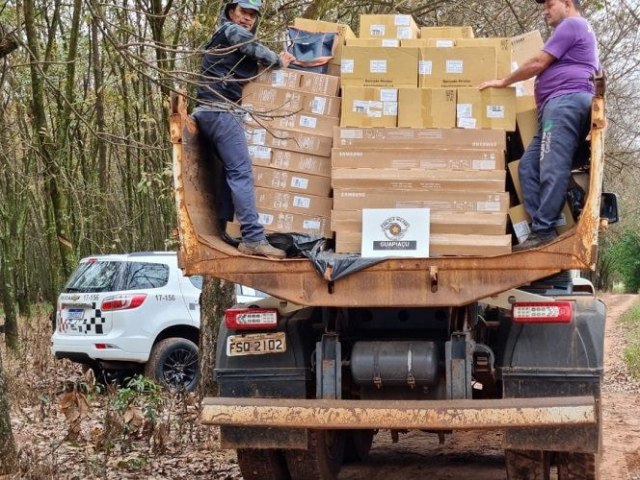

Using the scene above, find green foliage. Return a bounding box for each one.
[111,375,165,424]
[619,302,640,379]
[605,227,640,293]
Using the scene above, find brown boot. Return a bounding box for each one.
[238,240,286,259]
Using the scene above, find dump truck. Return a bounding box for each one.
[169,75,617,479]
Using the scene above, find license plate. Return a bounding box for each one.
[64,309,84,321]
[226,332,286,356]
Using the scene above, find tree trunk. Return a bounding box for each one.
[199,277,235,397]
[0,350,18,474]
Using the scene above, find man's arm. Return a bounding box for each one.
[479,50,556,90]
[224,23,286,67]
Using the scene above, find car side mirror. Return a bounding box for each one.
[600,192,619,224]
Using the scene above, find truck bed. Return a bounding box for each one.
[170,93,606,308]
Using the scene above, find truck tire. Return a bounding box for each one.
[236,448,290,480]
[557,452,599,480]
[285,430,345,480]
[343,429,374,463]
[144,337,199,392]
[505,449,551,480]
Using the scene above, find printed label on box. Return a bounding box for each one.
[270,71,285,87]
[299,115,317,128]
[395,15,411,26]
[515,83,526,97]
[370,60,388,73]
[380,88,398,102]
[486,105,505,119]
[361,208,430,258]
[293,196,311,209]
[436,40,455,48]
[477,201,501,212]
[555,213,567,227]
[382,39,400,47]
[249,145,271,159]
[311,97,327,114]
[397,27,412,39]
[290,176,309,190]
[514,220,531,242]
[370,24,385,36]
[249,128,267,145]
[419,60,433,75]
[457,117,477,129]
[341,59,354,73]
[472,160,497,170]
[303,219,322,230]
[457,104,473,118]
[383,102,398,115]
[446,59,464,74]
[258,213,275,225]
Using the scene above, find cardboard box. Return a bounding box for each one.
[398,87,456,128]
[331,168,506,192]
[249,146,331,177]
[245,110,339,138]
[420,26,474,39]
[333,127,507,150]
[254,68,340,96]
[402,38,456,48]
[516,96,538,150]
[456,87,517,131]
[253,165,332,197]
[340,86,398,128]
[418,47,497,88]
[508,204,531,243]
[333,189,510,213]
[359,14,420,40]
[292,18,356,65]
[455,37,512,78]
[242,82,341,117]
[510,31,544,96]
[246,126,333,157]
[255,186,332,217]
[340,46,419,88]
[346,38,400,47]
[331,147,505,170]
[335,231,511,256]
[508,159,523,203]
[228,209,331,237]
[331,209,507,235]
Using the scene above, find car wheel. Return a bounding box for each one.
[145,337,199,392]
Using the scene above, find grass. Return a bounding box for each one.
[619,300,640,379]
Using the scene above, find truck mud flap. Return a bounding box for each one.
[201,396,596,431]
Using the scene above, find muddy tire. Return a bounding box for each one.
[236,449,290,480]
[285,430,345,480]
[343,429,374,463]
[144,337,199,392]
[557,452,599,480]
[505,449,552,480]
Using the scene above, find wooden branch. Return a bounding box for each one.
[0,34,18,59]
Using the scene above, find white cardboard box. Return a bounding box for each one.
[361,208,430,258]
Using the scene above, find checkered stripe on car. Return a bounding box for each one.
[81,303,105,334]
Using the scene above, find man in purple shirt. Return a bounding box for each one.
[480,0,599,250]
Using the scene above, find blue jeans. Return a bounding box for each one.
[518,92,593,235]
[191,110,265,242]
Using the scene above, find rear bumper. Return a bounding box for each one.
[201,396,596,430]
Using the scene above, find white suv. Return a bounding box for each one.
[51,252,203,390]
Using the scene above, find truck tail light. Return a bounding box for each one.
[225,308,278,330]
[101,294,147,311]
[512,301,573,323]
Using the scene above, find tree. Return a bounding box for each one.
[0,350,18,474]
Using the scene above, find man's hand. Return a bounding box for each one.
[279,51,296,68]
[478,79,508,90]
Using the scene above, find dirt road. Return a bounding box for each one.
[339,294,640,480]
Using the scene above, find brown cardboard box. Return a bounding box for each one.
[331,147,505,170]
[456,87,517,131]
[508,204,531,243]
[510,31,544,96]
[402,39,456,48]
[420,26,474,39]
[359,14,420,40]
[340,47,419,88]
[516,96,538,150]
[331,169,505,192]
[340,86,398,128]
[555,202,576,234]
[455,38,512,78]
[228,209,331,237]
[246,126,333,157]
[242,83,341,118]
[331,209,507,235]
[346,38,401,47]
[245,110,339,138]
[249,146,331,177]
[398,87,456,128]
[419,47,497,88]
[333,189,510,213]
[333,127,507,150]
[255,186,332,217]
[292,18,356,65]
[335,231,511,256]
[508,159,523,203]
[254,68,340,96]
[253,165,332,197]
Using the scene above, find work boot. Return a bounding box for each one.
[513,231,558,252]
[238,240,287,259]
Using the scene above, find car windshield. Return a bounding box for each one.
[65,260,170,292]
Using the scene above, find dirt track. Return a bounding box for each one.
[339,294,640,480]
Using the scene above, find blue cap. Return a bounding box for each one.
[237,0,262,12]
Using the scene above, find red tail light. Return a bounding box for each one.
[225,308,278,330]
[512,301,573,323]
[101,294,147,311]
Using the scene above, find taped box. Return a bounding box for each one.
[253,165,332,197]
[249,146,331,177]
[242,82,341,118]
